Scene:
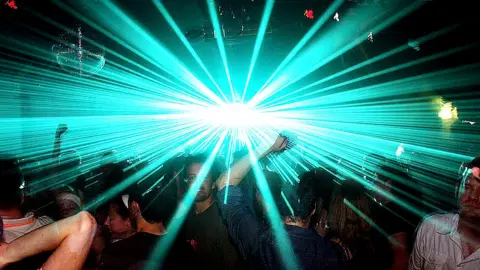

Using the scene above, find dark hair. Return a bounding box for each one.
[376,163,422,208]
[328,179,393,269]
[275,183,315,220]
[327,180,371,249]
[0,159,24,210]
[109,196,130,220]
[184,154,224,183]
[299,169,335,211]
[104,164,125,190]
[468,157,480,169]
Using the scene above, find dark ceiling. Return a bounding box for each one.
[0,0,479,104]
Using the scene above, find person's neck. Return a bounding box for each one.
[284,218,310,229]
[0,208,23,219]
[458,218,480,244]
[113,230,136,241]
[195,196,215,214]
[136,217,167,236]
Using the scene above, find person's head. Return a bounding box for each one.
[105,197,134,239]
[299,169,336,234]
[374,162,419,206]
[274,183,316,227]
[184,154,223,203]
[104,164,125,191]
[0,159,24,211]
[299,169,336,210]
[458,157,480,222]
[55,191,81,218]
[327,180,371,244]
[128,183,177,226]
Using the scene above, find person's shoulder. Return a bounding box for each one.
[418,212,458,234]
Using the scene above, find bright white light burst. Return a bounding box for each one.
[193,103,274,128]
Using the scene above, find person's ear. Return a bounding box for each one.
[310,204,317,217]
[321,208,327,221]
[130,201,140,217]
[386,180,393,191]
[125,217,132,228]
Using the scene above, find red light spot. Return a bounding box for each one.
[6,0,17,9]
[304,9,314,19]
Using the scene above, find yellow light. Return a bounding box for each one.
[438,102,458,120]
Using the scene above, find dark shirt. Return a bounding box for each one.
[372,201,419,252]
[100,232,195,270]
[217,185,347,270]
[185,201,246,270]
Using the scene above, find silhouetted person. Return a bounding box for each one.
[216,134,347,270]
[184,154,246,270]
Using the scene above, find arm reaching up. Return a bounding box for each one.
[52,124,68,160]
[216,134,289,190]
[0,211,96,270]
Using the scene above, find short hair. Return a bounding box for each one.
[130,179,177,224]
[275,183,315,220]
[299,169,335,211]
[0,159,24,210]
[376,163,422,205]
[184,154,224,183]
[108,196,130,220]
[468,157,480,169]
[104,164,125,190]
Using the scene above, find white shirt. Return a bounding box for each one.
[1,212,53,243]
[409,213,480,270]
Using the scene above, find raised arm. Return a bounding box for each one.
[216,134,289,190]
[215,134,290,260]
[0,211,96,270]
[52,124,68,160]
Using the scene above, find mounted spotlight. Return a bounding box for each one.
[304,9,314,19]
[5,0,17,9]
[408,39,420,51]
[438,101,458,121]
[333,12,339,21]
[367,31,374,42]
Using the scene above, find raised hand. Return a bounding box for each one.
[56,124,68,138]
[269,134,289,153]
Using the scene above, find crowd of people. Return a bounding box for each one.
[0,125,479,270]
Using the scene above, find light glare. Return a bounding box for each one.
[196,104,269,128]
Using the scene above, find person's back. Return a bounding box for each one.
[259,224,346,270]
[327,180,392,270]
[0,158,53,244]
[216,134,346,269]
[217,183,346,270]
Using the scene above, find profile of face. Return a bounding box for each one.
[373,174,392,204]
[58,200,80,219]
[186,163,215,202]
[105,204,133,239]
[459,167,480,221]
